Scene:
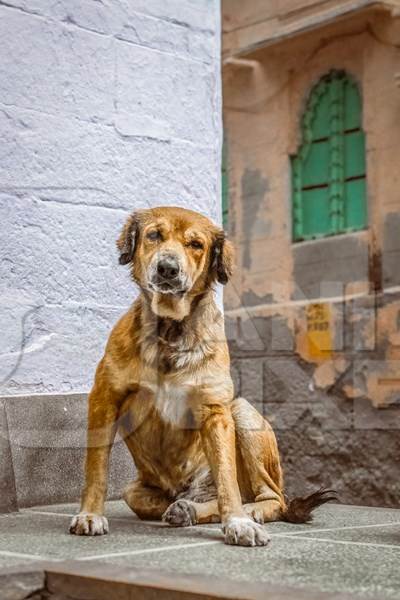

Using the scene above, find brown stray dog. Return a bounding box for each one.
[70,206,336,546]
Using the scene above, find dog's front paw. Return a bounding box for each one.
[223,516,270,547]
[69,513,109,536]
[162,500,197,527]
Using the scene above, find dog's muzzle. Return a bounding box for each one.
[148,255,188,294]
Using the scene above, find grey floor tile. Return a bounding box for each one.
[282,504,400,531]
[20,503,400,539]
[0,555,37,569]
[25,500,133,519]
[0,511,221,561]
[294,523,400,547]
[102,535,400,599]
[25,502,400,531]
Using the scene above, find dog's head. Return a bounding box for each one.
[117,206,234,318]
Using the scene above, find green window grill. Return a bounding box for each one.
[291,70,367,242]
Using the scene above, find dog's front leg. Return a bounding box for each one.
[200,404,270,547]
[70,370,120,536]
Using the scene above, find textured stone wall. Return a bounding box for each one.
[227,292,400,508]
[0,0,222,397]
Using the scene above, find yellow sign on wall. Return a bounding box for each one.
[306,303,332,358]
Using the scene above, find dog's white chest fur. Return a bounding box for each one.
[151,381,190,427]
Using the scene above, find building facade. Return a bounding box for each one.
[223,0,400,506]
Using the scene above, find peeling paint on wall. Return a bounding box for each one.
[241,168,270,269]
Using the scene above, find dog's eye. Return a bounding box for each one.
[188,240,203,250]
[146,230,162,242]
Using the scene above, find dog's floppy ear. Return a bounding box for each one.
[116,211,141,265]
[211,230,235,285]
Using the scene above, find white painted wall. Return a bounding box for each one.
[0,0,222,395]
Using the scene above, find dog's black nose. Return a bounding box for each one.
[157,257,180,280]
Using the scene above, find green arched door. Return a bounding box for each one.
[292,70,367,241]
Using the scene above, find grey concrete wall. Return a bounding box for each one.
[1,393,133,509]
[292,235,370,301]
[0,0,222,397]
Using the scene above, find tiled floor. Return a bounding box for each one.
[1,501,400,599]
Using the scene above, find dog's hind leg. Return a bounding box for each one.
[163,498,220,526]
[163,496,282,526]
[163,496,282,527]
[242,499,282,524]
[193,499,220,523]
[163,469,220,526]
[123,480,170,521]
[164,399,287,529]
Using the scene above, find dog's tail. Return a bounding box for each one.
[281,488,338,524]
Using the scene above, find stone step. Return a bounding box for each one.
[0,393,133,513]
[0,562,361,600]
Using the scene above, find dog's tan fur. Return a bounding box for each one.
[70,206,335,546]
